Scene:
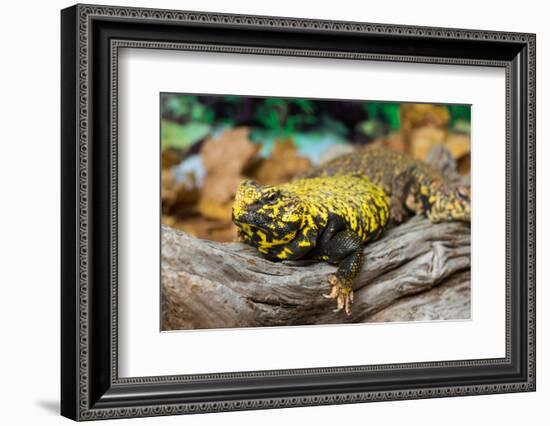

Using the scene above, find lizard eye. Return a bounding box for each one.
[264,191,279,202]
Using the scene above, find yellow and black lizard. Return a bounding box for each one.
[232,147,470,315]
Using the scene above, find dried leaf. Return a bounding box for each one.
[174,216,238,242]
[402,103,450,132]
[445,133,471,159]
[162,169,199,215]
[197,196,235,222]
[201,127,259,174]
[370,133,406,153]
[250,138,312,184]
[198,127,260,221]
[457,153,471,176]
[409,126,447,161]
[161,148,184,169]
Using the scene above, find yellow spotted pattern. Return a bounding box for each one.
[233,175,390,260]
[277,176,389,242]
[313,147,471,223]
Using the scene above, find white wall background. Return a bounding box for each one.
[0,0,546,424]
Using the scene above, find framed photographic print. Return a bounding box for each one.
[61,3,536,421]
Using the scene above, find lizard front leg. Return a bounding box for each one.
[313,226,364,315]
[326,247,363,315]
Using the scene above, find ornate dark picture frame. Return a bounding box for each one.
[61,3,536,421]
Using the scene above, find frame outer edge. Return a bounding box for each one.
[65,4,536,421]
[61,4,80,422]
[77,2,91,420]
[527,33,536,390]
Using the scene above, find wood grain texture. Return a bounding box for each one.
[161,216,470,330]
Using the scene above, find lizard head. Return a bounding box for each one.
[425,184,471,223]
[232,180,305,248]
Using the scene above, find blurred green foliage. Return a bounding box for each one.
[160,94,470,150]
[164,95,215,124]
[363,102,401,131]
[161,119,211,150]
[447,104,471,125]
[255,98,317,135]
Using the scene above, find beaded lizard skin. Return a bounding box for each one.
[232,147,470,315]
[232,175,390,315]
[310,147,471,224]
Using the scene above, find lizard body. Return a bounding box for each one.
[232,147,471,315]
[232,175,389,314]
[310,146,470,223]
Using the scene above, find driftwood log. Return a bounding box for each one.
[161,216,470,330]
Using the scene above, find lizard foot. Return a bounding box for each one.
[323,274,354,316]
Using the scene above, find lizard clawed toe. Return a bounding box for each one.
[323,274,354,316]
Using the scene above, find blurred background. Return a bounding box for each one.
[161,94,471,242]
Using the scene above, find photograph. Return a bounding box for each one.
[160,94,472,330]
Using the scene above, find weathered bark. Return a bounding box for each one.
[161,216,470,330]
[368,270,470,323]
